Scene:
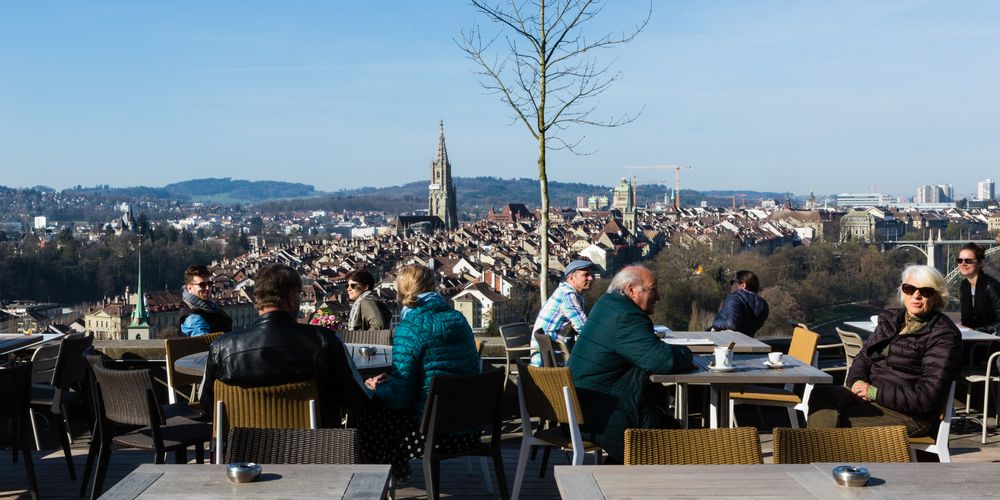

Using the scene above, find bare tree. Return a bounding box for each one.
[461,0,648,299]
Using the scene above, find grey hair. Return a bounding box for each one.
[607,266,646,295]
[897,264,948,311]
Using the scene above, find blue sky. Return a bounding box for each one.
[1,1,997,199]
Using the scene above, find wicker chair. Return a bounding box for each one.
[499,322,532,385]
[164,331,223,405]
[338,329,393,346]
[623,427,763,465]
[212,380,319,464]
[419,369,509,500]
[0,362,39,500]
[773,425,912,464]
[89,365,211,499]
[28,332,93,480]
[729,325,820,428]
[512,361,600,500]
[225,427,359,464]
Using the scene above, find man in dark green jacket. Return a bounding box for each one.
[568,266,693,463]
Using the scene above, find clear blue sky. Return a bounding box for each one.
[1,1,998,199]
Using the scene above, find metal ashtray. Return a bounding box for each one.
[359,346,377,358]
[832,465,870,487]
[227,462,262,483]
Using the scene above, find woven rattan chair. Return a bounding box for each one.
[773,425,912,464]
[623,427,763,465]
[89,364,211,499]
[729,325,820,428]
[512,361,600,500]
[213,379,318,463]
[909,380,956,462]
[225,427,360,464]
[28,332,93,480]
[1,362,39,500]
[419,369,508,500]
[164,331,223,405]
[499,322,532,385]
[338,328,393,346]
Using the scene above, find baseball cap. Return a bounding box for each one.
[563,260,596,279]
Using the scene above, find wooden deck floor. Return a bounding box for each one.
[4,412,1000,499]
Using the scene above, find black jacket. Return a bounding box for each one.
[848,308,961,421]
[178,305,233,335]
[960,272,1000,334]
[710,288,769,336]
[201,311,369,426]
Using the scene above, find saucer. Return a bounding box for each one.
[764,361,790,369]
[707,363,736,372]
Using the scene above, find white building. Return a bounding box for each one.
[835,193,890,207]
[977,179,995,201]
[33,216,47,230]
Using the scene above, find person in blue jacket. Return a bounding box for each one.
[359,263,481,483]
[710,270,769,336]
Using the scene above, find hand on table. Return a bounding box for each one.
[365,373,389,390]
[850,380,871,401]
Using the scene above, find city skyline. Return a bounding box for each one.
[2,1,998,197]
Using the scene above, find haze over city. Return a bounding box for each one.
[2,1,998,197]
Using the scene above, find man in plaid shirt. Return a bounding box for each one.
[530,260,597,365]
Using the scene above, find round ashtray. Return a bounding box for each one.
[832,465,870,487]
[359,346,377,357]
[227,462,262,483]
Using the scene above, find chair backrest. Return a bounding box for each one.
[624,427,763,465]
[773,425,912,464]
[30,343,61,385]
[92,364,161,427]
[515,361,583,425]
[788,326,820,365]
[420,369,505,439]
[338,329,392,346]
[52,333,94,389]
[165,332,224,390]
[835,328,864,370]
[225,427,359,464]
[500,322,531,353]
[213,380,319,437]
[0,362,33,423]
[532,331,558,368]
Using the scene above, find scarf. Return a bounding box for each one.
[400,291,442,321]
[182,288,219,313]
[348,290,372,330]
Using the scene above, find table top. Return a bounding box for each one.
[0,333,63,356]
[99,463,391,500]
[174,343,393,377]
[842,321,993,342]
[649,354,833,385]
[659,330,771,353]
[555,462,1000,499]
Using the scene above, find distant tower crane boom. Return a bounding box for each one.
[623,164,694,210]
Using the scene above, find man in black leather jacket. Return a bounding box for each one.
[201,264,369,426]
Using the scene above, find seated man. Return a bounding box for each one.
[179,264,233,337]
[568,265,693,463]
[530,259,595,365]
[710,270,769,336]
[202,264,369,427]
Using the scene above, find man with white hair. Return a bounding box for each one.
[567,265,693,463]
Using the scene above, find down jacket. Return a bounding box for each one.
[568,292,693,462]
[374,294,480,415]
[848,308,962,421]
[710,288,769,336]
[960,272,1000,334]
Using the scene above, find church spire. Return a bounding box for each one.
[428,121,458,230]
[129,247,149,327]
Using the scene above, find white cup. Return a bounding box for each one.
[713,346,733,368]
[768,352,783,365]
[870,315,879,326]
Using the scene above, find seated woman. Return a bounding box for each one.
[710,270,769,336]
[359,264,481,483]
[957,242,1000,333]
[346,269,391,331]
[807,265,962,437]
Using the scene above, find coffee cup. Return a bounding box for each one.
[870,315,879,326]
[768,352,783,365]
[713,346,733,368]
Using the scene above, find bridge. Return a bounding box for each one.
[881,233,998,285]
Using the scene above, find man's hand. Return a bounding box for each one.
[365,373,389,390]
[850,380,871,400]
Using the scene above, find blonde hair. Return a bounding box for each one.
[396,264,436,308]
[897,264,948,311]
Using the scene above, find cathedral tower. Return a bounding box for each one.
[428,121,458,230]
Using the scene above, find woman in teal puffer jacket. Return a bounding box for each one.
[360,263,481,483]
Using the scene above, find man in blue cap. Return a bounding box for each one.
[529,259,596,365]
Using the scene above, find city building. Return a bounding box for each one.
[835,193,891,207]
[428,121,458,230]
[978,179,995,201]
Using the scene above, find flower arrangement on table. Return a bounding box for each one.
[310,307,343,332]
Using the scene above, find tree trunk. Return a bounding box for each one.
[537,0,549,301]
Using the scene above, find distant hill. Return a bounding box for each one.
[164,178,317,202]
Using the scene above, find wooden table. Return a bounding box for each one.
[174,344,393,377]
[0,333,63,356]
[659,330,771,354]
[99,463,390,499]
[651,354,833,428]
[555,462,1000,499]
[842,321,992,342]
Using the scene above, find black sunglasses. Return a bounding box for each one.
[901,283,937,297]
[191,281,211,289]
[956,258,978,265]
[348,283,365,290]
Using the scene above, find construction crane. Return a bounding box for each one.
[623,164,694,211]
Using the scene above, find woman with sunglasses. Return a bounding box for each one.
[345,270,391,331]
[807,265,962,436]
[957,242,1000,334]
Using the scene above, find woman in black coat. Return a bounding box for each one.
[957,242,1000,334]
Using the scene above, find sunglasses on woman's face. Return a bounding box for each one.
[956,258,977,265]
[901,283,937,297]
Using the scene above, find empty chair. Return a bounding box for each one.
[338,328,393,346]
[963,350,1000,444]
[773,425,912,464]
[499,322,532,383]
[0,362,39,500]
[624,427,763,465]
[835,327,865,384]
[213,379,319,464]
[225,427,360,464]
[164,331,223,405]
[909,381,956,462]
